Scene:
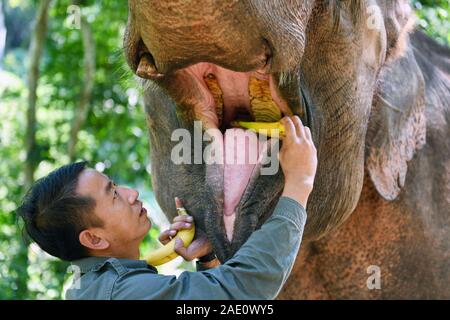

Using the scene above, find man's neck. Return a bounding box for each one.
[90,247,141,260]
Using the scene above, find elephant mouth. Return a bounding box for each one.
[173,62,296,241]
[176,62,293,131]
[133,44,311,250]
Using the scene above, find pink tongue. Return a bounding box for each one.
[223,128,268,241]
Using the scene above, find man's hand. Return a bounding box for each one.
[158,198,213,261]
[279,116,318,208]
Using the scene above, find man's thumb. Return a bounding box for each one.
[174,238,185,252]
[174,238,191,260]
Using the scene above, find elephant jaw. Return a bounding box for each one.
[180,62,296,242]
[141,61,301,242]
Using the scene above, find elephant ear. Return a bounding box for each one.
[366,44,426,200]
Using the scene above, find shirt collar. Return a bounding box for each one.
[71,256,156,274]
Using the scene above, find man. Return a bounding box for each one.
[17,116,317,299]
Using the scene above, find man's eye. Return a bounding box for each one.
[113,190,118,199]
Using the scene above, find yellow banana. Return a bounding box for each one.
[144,207,195,266]
[231,121,285,138]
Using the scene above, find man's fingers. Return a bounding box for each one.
[173,232,213,262]
[304,126,312,142]
[158,229,177,245]
[170,221,193,231]
[172,215,194,223]
[292,115,305,139]
[281,116,296,141]
[174,238,193,261]
[174,197,183,209]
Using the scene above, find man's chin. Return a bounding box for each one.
[143,217,152,232]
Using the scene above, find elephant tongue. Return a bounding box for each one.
[223,128,268,241]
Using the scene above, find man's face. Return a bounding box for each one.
[76,168,151,252]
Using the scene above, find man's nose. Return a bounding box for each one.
[123,187,139,204]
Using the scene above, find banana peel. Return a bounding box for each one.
[231,121,285,138]
[144,207,195,266]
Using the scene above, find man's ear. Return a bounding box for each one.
[79,229,110,251]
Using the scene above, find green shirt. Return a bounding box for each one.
[65,196,306,300]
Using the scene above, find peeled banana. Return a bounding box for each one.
[144,206,195,266]
[231,121,286,138]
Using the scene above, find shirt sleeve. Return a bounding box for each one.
[112,196,307,300]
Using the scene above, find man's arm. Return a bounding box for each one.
[112,196,306,300]
[112,116,316,300]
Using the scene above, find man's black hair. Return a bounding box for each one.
[16,161,102,261]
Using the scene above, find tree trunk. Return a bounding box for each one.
[68,3,95,161]
[0,1,6,66]
[24,0,52,190]
[18,0,52,299]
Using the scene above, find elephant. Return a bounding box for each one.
[123,0,450,299]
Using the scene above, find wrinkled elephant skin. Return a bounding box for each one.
[124,1,450,298]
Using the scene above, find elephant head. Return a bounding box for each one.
[123,0,427,262]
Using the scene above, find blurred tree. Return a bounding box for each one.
[0,1,6,65]
[67,0,95,160]
[16,0,52,299]
[415,0,450,45]
[1,0,166,299]
[25,0,52,189]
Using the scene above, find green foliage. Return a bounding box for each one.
[0,71,29,299]
[1,0,156,299]
[415,0,450,45]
